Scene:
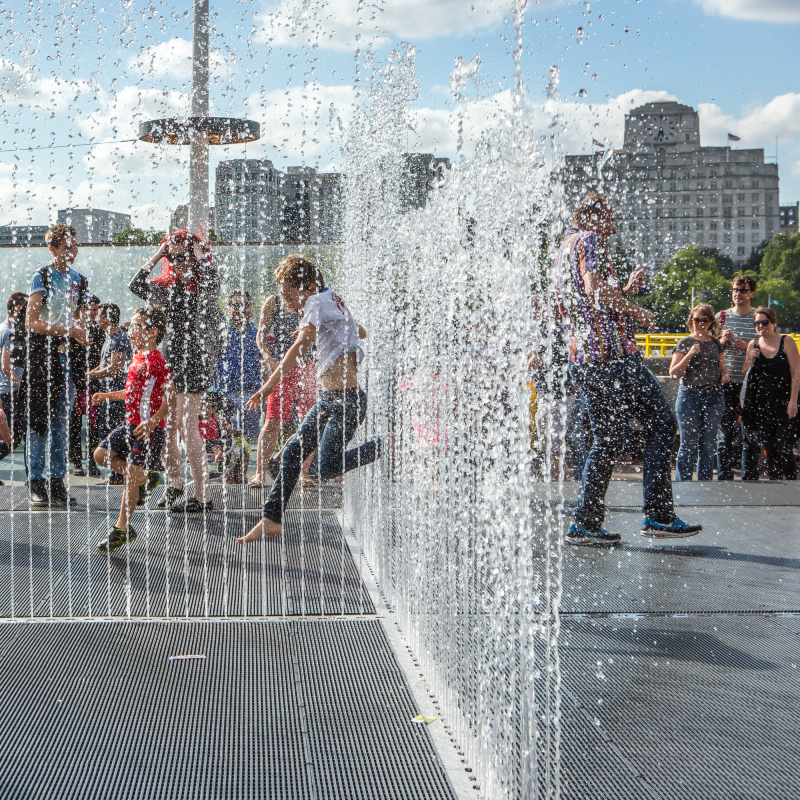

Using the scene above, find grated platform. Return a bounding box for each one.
[0,619,455,800]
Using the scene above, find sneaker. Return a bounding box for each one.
[49,478,77,507]
[565,523,621,547]
[156,486,183,509]
[72,465,86,477]
[97,525,138,552]
[640,517,702,539]
[88,463,102,478]
[137,471,162,506]
[29,478,49,508]
[169,497,214,514]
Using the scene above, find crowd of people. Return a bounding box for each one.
[542,192,800,547]
[0,223,380,551]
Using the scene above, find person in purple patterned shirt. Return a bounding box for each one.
[555,193,702,545]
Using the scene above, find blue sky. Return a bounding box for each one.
[0,0,798,229]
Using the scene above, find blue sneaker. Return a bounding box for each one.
[566,523,621,547]
[640,517,702,539]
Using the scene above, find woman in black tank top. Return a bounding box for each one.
[741,307,800,480]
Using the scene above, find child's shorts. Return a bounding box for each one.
[100,421,166,470]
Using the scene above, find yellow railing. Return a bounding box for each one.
[637,332,800,357]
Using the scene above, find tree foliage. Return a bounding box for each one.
[112,227,166,245]
[760,232,800,293]
[643,246,731,331]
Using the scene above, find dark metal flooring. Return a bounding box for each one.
[0,619,455,800]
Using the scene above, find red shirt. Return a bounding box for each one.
[125,350,172,428]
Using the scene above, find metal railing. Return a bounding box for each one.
[637,332,800,357]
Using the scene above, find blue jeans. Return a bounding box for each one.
[571,356,677,531]
[675,385,726,481]
[263,388,380,524]
[27,356,75,482]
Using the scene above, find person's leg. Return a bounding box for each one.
[47,370,72,481]
[741,429,761,480]
[716,382,739,480]
[163,399,185,491]
[570,362,625,532]
[117,463,145,531]
[625,358,677,523]
[172,393,209,503]
[674,387,701,482]
[253,417,282,482]
[68,398,83,469]
[697,389,726,481]
[565,391,588,480]
[316,390,380,481]
[243,401,326,542]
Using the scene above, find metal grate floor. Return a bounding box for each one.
[0,619,456,800]
[555,615,800,800]
[0,510,373,618]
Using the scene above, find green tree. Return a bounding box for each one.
[743,240,769,273]
[112,227,166,246]
[644,246,730,330]
[611,240,635,287]
[760,232,800,294]
[700,247,737,279]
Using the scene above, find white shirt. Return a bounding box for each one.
[300,289,363,378]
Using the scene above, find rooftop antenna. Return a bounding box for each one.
[137,0,260,237]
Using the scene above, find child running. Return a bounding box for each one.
[239,254,380,543]
[92,307,175,551]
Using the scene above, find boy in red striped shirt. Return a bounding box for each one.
[92,307,175,551]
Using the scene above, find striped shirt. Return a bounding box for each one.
[716,308,754,384]
[555,228,639,364]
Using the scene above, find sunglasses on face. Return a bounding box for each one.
[130,322,154,331]
[732,287,751,294]
[754,320,770,328]
[229,302,249,310]
[692,317,709,324]
[166,251,189,263]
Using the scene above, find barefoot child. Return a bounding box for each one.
[92,307,175,551]
[239,254,380,543]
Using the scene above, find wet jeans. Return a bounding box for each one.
[263,388,380,524]
[570,356,677,531]
[675,385,726,481]
[27,356,75,482]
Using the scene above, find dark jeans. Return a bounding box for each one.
[717,381,760,480]
[263,388,380,524]
[0,389,28,471]
[675,385,726,481]
[571,356,677,531]
[565,391,588,480]
[69,400,99,469]
[743,421,797,481]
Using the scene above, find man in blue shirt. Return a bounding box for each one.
[216,292,263,439]
[0,292,29,475]
[25,224,90,507]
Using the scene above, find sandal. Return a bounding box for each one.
[300,476,319,488]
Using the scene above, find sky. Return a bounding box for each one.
[0,0,798,230]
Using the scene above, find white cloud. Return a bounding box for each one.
[697,0,800,23]
[698,93,800,146]
[0,58,94,110]
[127,38,229,82]
[255,0,513,50]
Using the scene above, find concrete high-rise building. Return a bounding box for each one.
[0,225,48,245]
[215,159,282,243]
[281,166,316,242]
[57,208,132,244]
[400,153,450,212]
[313,172,344,242]
[561,101,780,268]
[779,203,798,237]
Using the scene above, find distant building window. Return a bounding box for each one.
[696,221,704,230]
[724,220,732,230]
[697,233,705,242]
[737,209,745,217]
[752,193,760,202]
[752,221,760,229]
[710,234,718,243]
[696,208,704,217]
[710,221,718,230]
[737,233,746,243]
[738,247,746,256]
[724,233,732,242]
[697,182,704,190]
[751,233,760,242]
[737,193,746,202]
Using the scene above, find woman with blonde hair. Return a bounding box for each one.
[669,303,730,481]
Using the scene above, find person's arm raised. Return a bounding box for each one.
[582,270,655,329]
[669,343,700,380]
[246,323,316,410]
[129,243,167,300]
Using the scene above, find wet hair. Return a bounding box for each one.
[151,229,212,291]
[7,291,27,314]
[228,291,252,305]
[78,294,101,311]
[274,254,326,293]
[132,306,168,345]
[45,223,77,250]
[573,193,612,229]
[686,304,719,338]
[753,306,777,327]
[733,274,757,293]
[99,303,121,326]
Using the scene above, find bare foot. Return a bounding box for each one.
[300,476,318,488]
[248,474,263,488]
[237,518,282,544]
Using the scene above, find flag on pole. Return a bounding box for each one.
[769,295,784,307]
[592,138,605,149]
[727,133,741,142]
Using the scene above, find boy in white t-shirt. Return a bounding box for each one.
[239,254,380,543]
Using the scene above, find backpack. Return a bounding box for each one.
[9,298,29,369]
